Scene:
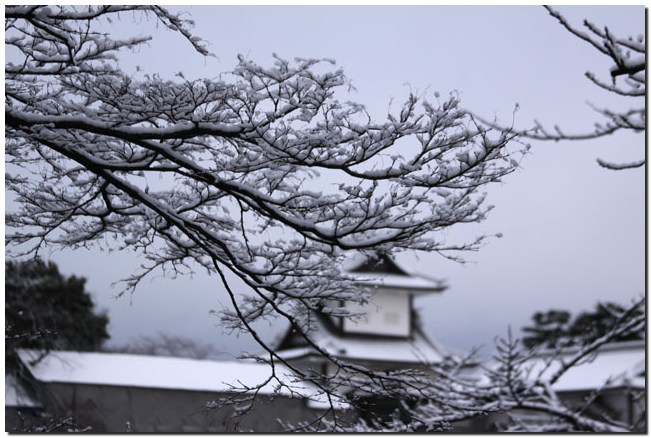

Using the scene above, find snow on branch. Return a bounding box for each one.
[539,7,645,170]
[5,7,646,431]
[4,6,208,77]
[336,297,645,432]
[473,6,644,171]
[3,5,533,430]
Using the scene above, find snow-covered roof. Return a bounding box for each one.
[524,340,646,392]
[322,331,446,364]
[5,374,42,408]
[16,349,347,410]
[277,315,450,365]
[344,252,445,292]
[475,341,646,393]
[351,272,445,291]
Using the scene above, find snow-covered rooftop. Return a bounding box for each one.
[474,341,646,393]
[16,349,347,410]
[351,272,445,291]
[5,374,42,408]
[322,330,446,364]
[277,314,450,365]
[524,340,646,392]
[344,252,445,292]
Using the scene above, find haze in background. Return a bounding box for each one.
[28,6,644,358]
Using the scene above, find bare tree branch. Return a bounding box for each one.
[472,6,644,170]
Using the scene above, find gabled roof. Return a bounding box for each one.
[347,253,410,276]
[275,313,452,366]
[274,252,452,366]
[344,252,446,293]
[16,349,347,410]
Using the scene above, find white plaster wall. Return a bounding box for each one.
[343,289,410,337]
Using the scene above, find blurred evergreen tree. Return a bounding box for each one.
[5,259,109,369]
[522,302,644,349]
[522,310,571,349]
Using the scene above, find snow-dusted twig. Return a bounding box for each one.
[472,6,644,170]
[3,5,528,431]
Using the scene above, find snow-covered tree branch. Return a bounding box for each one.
[536,6,645,168]
[473,6,644,170]
[5,4,526,407]
[5,7,644,432]
[350,297,645,432]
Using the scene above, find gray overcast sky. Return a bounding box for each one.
[31,5,644,358]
